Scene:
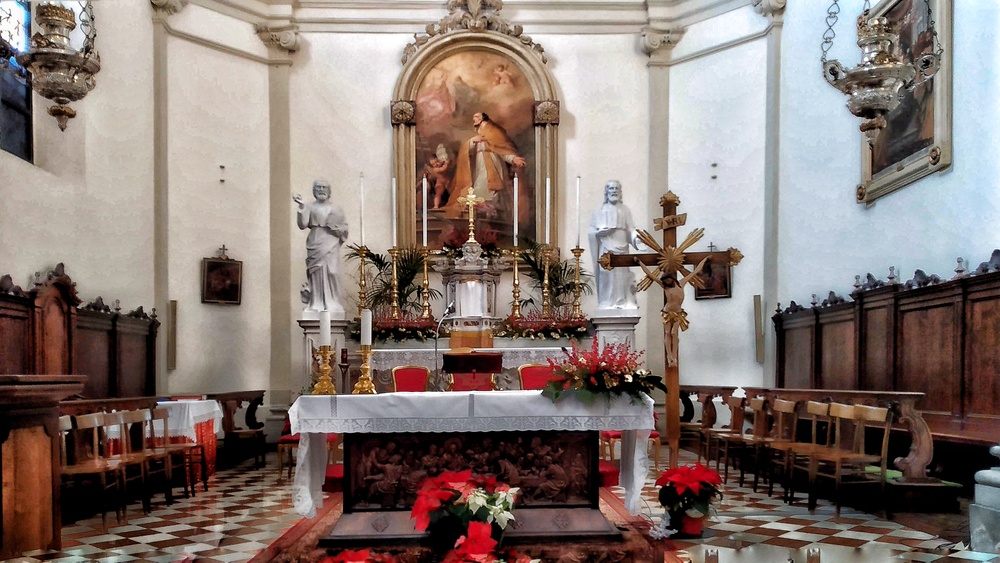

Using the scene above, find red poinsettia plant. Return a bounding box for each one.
[323,549,398,563]
[649,463,723,539]
[541,340,666,404]
[442,521,539,563]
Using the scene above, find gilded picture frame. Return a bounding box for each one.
[201,258,242,305]
[859,0,952,205]
[391,26,559,252]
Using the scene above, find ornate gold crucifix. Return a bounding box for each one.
[457,186,485,243]
[599,191,743,468]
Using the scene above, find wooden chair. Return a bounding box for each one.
[104,411,153,513]
[730,397,770,487]
[391,365,430,392]
[61,414,125,531]
[760,398,800,497]
[804,403,893,515]
[151,408,206,497]
[698,395,745,475]
[517,364,553,390]
[784,400,833,503]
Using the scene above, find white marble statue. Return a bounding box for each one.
[588,180,639,311]
[294,179,348,317]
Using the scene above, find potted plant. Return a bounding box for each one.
[650,463,723,539]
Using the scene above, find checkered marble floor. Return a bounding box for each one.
[6,450,997,563]
[610,449,998,563]
[7,453,304,563]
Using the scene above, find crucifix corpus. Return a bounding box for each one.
[598,191,743,468]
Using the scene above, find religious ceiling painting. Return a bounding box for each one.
[391,0,559,253]
[859,0,952,205]
[414,50,537,252]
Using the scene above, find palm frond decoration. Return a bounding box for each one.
[516,238,593,316]
[346,244,441,317]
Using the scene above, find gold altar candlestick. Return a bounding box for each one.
[353,344,377,394]
[389,246,401,320]
[541,245,553,318]
[510,247,522,320]
[457,186,485,243]
[357,245,369,318]
[420,247,431,320]
[571,246,585,320]
[311,345,337,395]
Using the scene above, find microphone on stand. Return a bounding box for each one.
[434,301,457,384]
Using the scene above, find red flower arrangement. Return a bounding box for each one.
[541,340,666,404]
[493,311,590,341]
[323,549,398,563]
[410,470,521,558]
[650,463,723,539]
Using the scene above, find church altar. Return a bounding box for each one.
[288,390,653,520]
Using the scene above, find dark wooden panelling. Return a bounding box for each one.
[783,326,813,388]
[775,270,1000,441]
[0,300,31,375]
[74,311,114,400]
[966,285,1000,419]
[116,329,148,398]
[818,305,856,389]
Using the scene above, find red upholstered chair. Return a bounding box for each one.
[391,365,430,392]
[277,417,339,480]
[601,413,662,471]
[517,364,553,390]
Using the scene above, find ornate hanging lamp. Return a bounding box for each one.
[0,2,101,131]
[820,0,942,145]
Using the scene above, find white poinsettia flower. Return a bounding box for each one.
[467,490,489,513]
[492,508,515,529]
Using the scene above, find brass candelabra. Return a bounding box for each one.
[420,247,431,320]
[510,247,522,320]
[388,246,401,320]
[353,344,377,394]
[541,245,553,318]
[571,246,585,320]
[311,345,337,395]
[357,245,369,317]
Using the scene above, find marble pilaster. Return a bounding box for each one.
[971,444,1000,553]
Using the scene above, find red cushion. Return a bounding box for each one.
[649,431,660,439]
[277,433,300,444]
[326,433,339,443]
[393,367,429,392]
[519,365,553,390]
[322,463,345,493]
[598,460,619,487]
[601,430,622,440]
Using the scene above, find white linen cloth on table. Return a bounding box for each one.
[155,399,223,441]
[288,390,653,518]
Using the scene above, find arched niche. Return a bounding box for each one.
[391,27,560,252]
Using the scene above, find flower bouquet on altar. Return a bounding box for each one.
[541,340,666,404]
[649,463,723,539]
[411,470,522,557]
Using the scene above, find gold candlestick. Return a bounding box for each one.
[389,246,401,320]
[357,245,369,318]
[311,345,337,395]
[353,344,377,394]
[510,247,522,320]
[541,245,553,318]
[420,247,431,320]
[571,246,585,320]
[457,186,485,243]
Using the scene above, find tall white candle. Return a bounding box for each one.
[360,309,373,346]
[422,175,428,247]
[575,175,581,248]
[512,174,519,247]
[360,173,365,246]
[319,309,331,347]
[544,177,551,245]
[391,177,398,247]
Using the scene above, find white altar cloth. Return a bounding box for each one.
[156,399,223,441]
[289,390,653,518]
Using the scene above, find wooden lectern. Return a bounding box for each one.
[441,352,503,391]
[0,374,86,558]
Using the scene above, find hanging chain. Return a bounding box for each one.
[820,0,841,63]
[924,0,944,58]
[79,1,98,57]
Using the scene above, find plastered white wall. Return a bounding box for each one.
[0,0,155,309]
[776,1,1000,302]
[164,32,271,394]
[668,37,767,388]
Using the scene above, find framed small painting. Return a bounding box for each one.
[201,258,242,305]
[694,259,731,300]
[860,0,952,205]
